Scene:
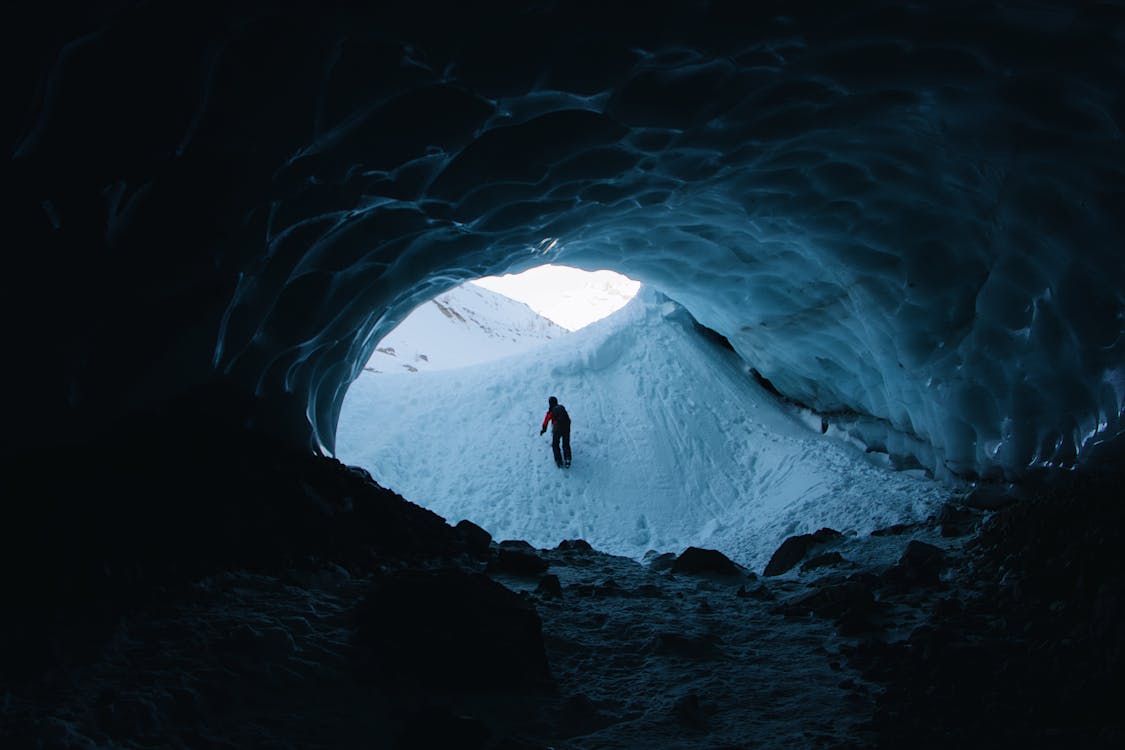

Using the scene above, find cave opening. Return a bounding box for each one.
[5,1,1124,745]
[335,260,950,569]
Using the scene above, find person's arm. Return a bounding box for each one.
[540,410,552,434]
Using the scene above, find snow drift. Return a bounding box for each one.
[338,289,949,569]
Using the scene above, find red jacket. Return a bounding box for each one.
[541,404,569,431]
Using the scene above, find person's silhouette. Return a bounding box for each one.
[539,396,572,468]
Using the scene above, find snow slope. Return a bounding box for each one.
[338,288,951,571]
[471,265,641,331]
[363,283,567,374]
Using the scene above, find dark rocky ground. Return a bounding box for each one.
[847,449,1125,748]
[2,396,1122,748]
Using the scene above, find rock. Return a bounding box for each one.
[882,540,948,588]
[800,551,847,573]
[570,579,630,598]
[650,632,720,659]
[571,580,643,598]
[960,487,1017,511]
[939,503,978,537]
[808,571,851,588]
[674,693,708,729]
[635,583,665,598]
[97,695,160,735]
[557,693,614,738]
[672,547,745,577]
[596,579,622,597]
[493,738,553,750]
[356,567,550,689]
[774,576,877,622]
[556,539,593,552]
[736,583,776,601]
[871,523,917,537]
[394,706,491,750]
[499,539,537,551]
[932,596,964,619]
[455,519,492,558]
[836,610,879,636]
[764,528,843,576]
[488,548,549,576]
[535,574,562,599]
[645,551,677,572]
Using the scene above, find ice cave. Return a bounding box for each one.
[4,1,1124,747]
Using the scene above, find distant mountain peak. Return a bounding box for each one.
[364,284,568,374]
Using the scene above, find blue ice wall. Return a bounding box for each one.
[8,1,1124,480]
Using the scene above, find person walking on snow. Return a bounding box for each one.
[540,396,572,468]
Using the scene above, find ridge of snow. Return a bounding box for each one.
[363,283,568,374]
[470,265,641,331]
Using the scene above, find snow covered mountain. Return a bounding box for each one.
[338,288,951,570]
[472,265,641,331]
[364,283,568,374]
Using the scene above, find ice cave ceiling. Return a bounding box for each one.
[8,1,1124,480]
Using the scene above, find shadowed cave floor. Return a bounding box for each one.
[2,530,946,749]
[2,435,1123,749]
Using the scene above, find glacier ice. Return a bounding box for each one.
[7,1,1123,484]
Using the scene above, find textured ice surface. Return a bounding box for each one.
[215,4,1124,480]
[12,2,1124,481]
[338,290,950,570]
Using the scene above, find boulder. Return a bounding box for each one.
[499,539,537,551]
[570,579,629,598]
[960,487,1017,511]
[649,632,720,659]
[871,523,917,537]
[736,583,776,601]
[493,738,553,750]
[535,574,563,599]
[939,504,977,538]
[644,551,677,572]
[455,519,492,558]
[356,567,550,689]
[763,528,843,576]
[635,584,665,598]
[673,693,708,729]
[883,540,948,588]
[672,547,745,577]
[488,548,549,576]
[556,539,593,552]
[557,693,615,739]
[394,707,491,750]
[774,576,877,621]
[800,551,847,573]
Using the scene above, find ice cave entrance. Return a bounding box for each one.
[357,264,641,376]
[473,264,642,333]
[336,266,950,570]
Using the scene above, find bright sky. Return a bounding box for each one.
[471,264,641,331]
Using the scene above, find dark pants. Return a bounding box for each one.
[552,428,571,467]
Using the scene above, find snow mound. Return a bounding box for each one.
[338,289,950,570]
